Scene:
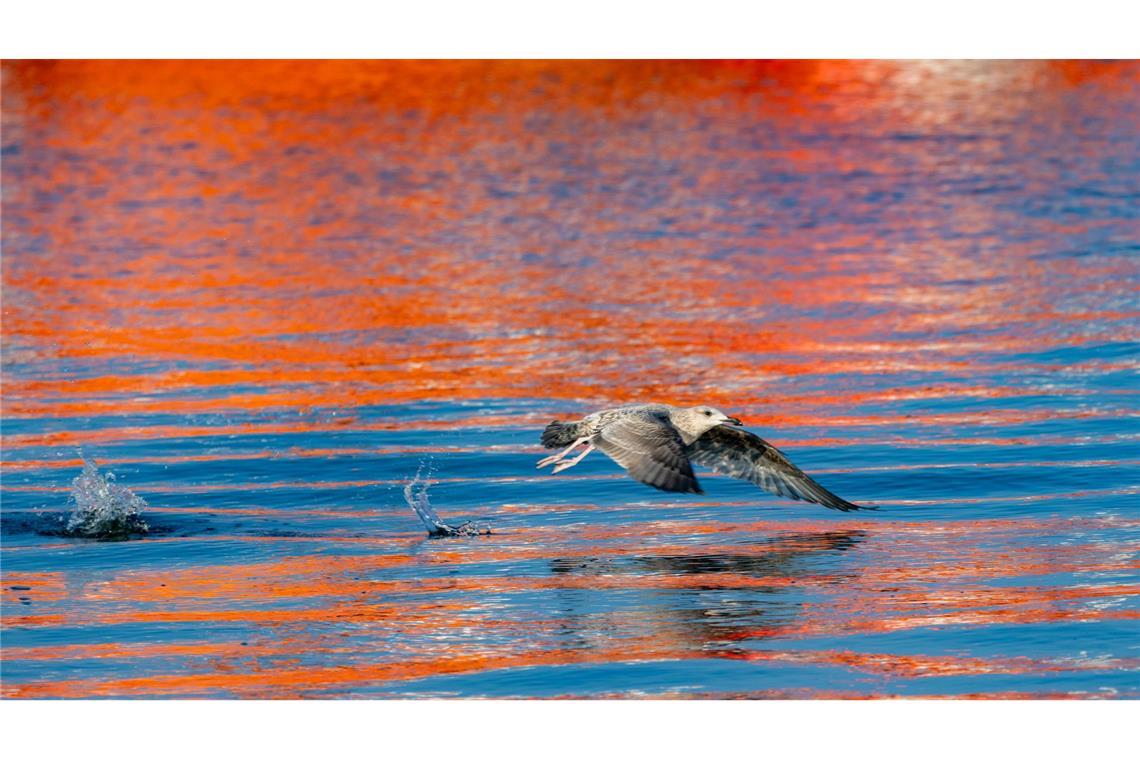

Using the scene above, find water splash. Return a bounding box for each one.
[65,454,149,539]
[404,460,490,538]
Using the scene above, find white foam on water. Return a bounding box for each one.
[66,454,149,538]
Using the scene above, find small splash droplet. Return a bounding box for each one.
[403,459,489,537]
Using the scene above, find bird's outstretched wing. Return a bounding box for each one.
[594,413,703,494]
[685,425,870,511]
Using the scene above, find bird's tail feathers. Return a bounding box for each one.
[541,421,581,448]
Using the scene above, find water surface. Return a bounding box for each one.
[2,60,1138,698]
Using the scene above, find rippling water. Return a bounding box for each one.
[2,60,1138,699]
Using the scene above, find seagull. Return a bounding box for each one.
[537,403,871,512]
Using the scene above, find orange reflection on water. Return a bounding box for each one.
[4,60,1139,421]
[3,514,1137,697]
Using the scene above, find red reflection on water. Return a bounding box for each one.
[4,60,1139,421]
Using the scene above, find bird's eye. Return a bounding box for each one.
[704,410,712,416]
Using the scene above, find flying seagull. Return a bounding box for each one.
[537,403,871,512]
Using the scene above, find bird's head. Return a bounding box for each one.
[685,405,743,434]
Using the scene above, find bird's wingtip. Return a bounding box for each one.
[843,502,878,512]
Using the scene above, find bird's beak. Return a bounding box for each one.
[724,416,743,426]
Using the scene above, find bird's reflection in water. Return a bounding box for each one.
[629,531,864,577]
[548,530,866,654]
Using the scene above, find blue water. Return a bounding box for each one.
[2,60,1139,698]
